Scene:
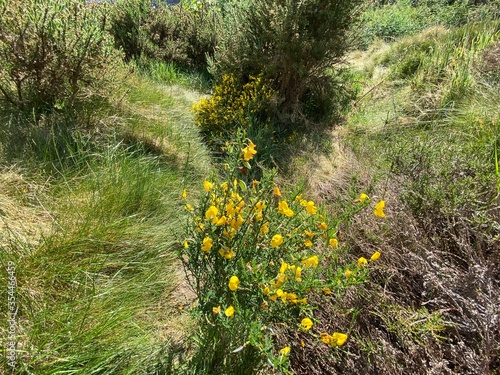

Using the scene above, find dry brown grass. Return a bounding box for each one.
[286,137,500,374]
[0,168,53,249]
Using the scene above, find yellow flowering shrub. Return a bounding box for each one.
[192,74,276,146]
[179,134,385,373]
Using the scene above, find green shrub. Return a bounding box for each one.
[179,135,385,373]
[209,0,364,126]
[109,0,152,61]
[143,3,220,68]
[110,0,220,68]
[0,0,118,111]
[193,74,277,149]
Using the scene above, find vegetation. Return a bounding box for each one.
[0,0,118,111]
[209,0,364,127]
[0,0,499,374]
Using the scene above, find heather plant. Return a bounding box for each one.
[179,134,385,373]
[0,0,117,111]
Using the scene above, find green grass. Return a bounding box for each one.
[276,19,499,374]
[2,9,500,374]
[0,68,211,374]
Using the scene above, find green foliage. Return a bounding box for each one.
[178,134,384,373]
[0,69,212,375]
[108,0,152,61]
[361,0,433,45]
[358,0,500,47]
[209,0,364,126]
[192,74,277,149]
[378,22,499,107]
[0,0,118,111]
[110,0,221,67]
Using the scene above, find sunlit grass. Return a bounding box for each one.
[0,70,210,374]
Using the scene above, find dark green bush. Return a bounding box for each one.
[209,0,364,127]
[0,0,118,111]
[109,0,220,68]
[108,0,152,61]
[141,4,220,68]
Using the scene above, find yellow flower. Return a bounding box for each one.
[294,265,302,277]
[223,228,236,239]
[226,202,236,216]
[229,215,244,230]
[273,185,282,197]
[279,346,291,356]
[183,240,189,248]
[329,238,339,248]
[203,180,213,192]
[263,286,270,295]
[374,200,386,218]
[278,200,294,217]
[318,222,328,230]
[300,317,313,331]
[270,234,283,248]
[276,289,284,297]
[358,257,368,266]
[286,293,297,303]
[332,332,348,346]
[212,305,221,314]
[275,272,285,287]
[320,333,333,345]
[260,222,269,235]
[370,251,381,261]
[219,248,235,259]
[305,201,317,215]
[228,275,240,291]
[201,237,213,252]
[345,269,353,278]
[216,215,227,226]
[242,140,257,161]
[281,292,288,303]
[280,262,288,274]
[225,305,235,318]
[255,201,265,212]
[322,288,332,295]
[302,255,319,268]
[359,193,369,202]
[304,239,313,247]
[220,182,229,192]
[304,230,315,237]
[184,203,194,211]
[182,189,187,199]
[205,205,219,221]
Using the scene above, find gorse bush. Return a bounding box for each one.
[179,135,385,373]
[192,74,277,147]
[109,0,151,61]
[110,0,220,67]
[210,0,364,126]
[0,0,117,111]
